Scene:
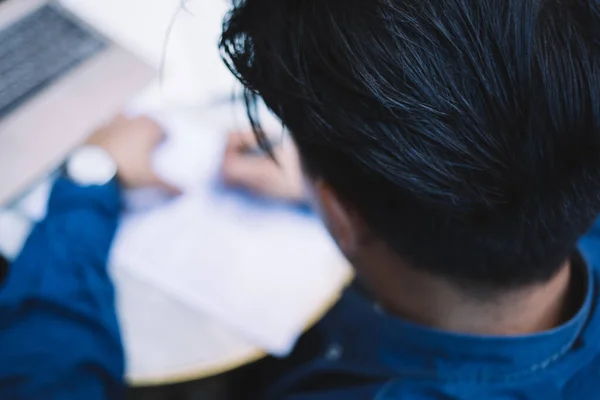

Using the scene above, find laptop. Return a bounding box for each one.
[0,0,155,206]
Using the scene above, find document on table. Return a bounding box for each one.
[111,112,350,355]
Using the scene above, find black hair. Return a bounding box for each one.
[220,0,600,290]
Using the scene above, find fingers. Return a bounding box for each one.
[222,152,272,186]
[148,172,183,196]
[224,131,258,158]
[111,113,129,125]
[223,132,261,184]
[132,116,166,145]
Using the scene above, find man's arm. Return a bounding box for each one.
[0,178,123,399]
[0,116,178,399]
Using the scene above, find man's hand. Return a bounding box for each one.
[220,132,305,203]
[85,115,180,193]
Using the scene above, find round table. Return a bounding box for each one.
[113,265,265,386]
[114,263,348,386]
[0,204,349,386]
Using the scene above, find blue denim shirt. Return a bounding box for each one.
[261,223,600,399]
[3,177,600,399]
[0,179,123,399]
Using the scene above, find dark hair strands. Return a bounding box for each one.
[220,0,600,291]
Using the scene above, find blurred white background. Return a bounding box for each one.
[62,0,239,107]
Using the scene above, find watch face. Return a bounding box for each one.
[66,146,117,186]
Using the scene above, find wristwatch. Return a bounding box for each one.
[64,145,117,186]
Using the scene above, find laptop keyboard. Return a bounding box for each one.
[0,5,106,120]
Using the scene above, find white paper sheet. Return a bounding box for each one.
[111,111,350,355]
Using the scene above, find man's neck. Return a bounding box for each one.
[356,252,574,335]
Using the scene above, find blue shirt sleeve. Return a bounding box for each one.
[0,178,124,399]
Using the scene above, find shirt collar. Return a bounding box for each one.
[324,251,595,381]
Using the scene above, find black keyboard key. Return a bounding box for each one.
[0,5,106,119]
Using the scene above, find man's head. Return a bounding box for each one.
[220,0,600,291]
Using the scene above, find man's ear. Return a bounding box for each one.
[311,179,359,257]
